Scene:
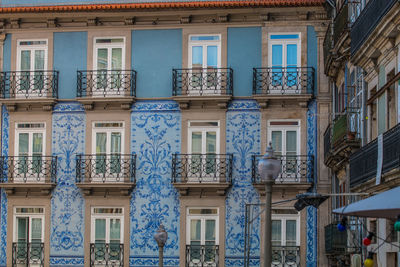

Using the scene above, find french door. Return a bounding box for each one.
[16,130,44,181]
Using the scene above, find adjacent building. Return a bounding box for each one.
[0,0,330,266]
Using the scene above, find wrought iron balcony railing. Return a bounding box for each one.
[351,0,398,55]
[0,156,57,183]
[324,223,347,254]
[253,67,314,95]
[172,154,233,183]
[252,155,314,184]
[323,24,333,67]
[333,2,350,45]
[77,70,136,98]
[172,68,233,96]
[0,71,58,99]
[186,245,219,267]
[90,243,123,267]
[12,242,44,267]
[350,123,400,188]
[331,107,361,146]
[76,154,136,183]
[272,246,300,267]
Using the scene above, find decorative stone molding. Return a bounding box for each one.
[124,17,135,25]
[180,16,191,24]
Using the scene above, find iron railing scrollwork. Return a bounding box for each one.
[252,155,314,183]
[271,246,300,267]
[12,242,44,267]
[172,154,233,183]
[77,70,136,97]
[0,156,57,183]
[76,154,136,183]
[0,71,58,99]
[186,245,219,267]
[90,243,124,267]
[172,68,233,96]
[253,67,314,95]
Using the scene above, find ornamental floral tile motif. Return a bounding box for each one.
[50,103,86,266]
[130,100,180,266]
[0,105,9,267]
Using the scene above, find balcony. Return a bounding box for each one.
[12,242,44,267]
[351,0,398,56]
[76,70,136,110]
[252,155,313,195]
[0,71,58,111]
[0,156,57,196]
[272,246,300,267]
[350,123,400,188]
[324,223,347,255]
[186,245,219,267]
[324,108,361,169]
[172,154,233,196]
[172,68,233,109]
[76,154,136,196]
[90,243,123,267]
[252,67,314,108]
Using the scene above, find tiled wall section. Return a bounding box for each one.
[0,105,9,267]
[50,103,86,266]
[225,100,261,266]
[130,101,181,266]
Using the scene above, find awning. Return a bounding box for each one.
[332,186,400,219]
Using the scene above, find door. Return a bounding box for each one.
[15,216,44,266]
[93,131,122,180]
[17,132,44,181]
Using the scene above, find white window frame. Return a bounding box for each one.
[13,207,45,243]
[93,37,126,71]
[90,207,124,244]
[267,120,301,156]
[15,122,46,158]
[91,122,125,155]
[271,211,301,247]
[267,33,301,68]
[188,121,220,154]
[188,35,221,69]
[16,39,48,72]
[186,207,219,245]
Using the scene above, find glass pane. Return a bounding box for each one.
[96,133,107,154]
[109,218,121,242]
[34,50,45,70]
[271,131,282,155]
[205,220,216,241]
[272,45,283,67]
[271,220,282,246]
[190,220,201,241]
[286,44,297,66]
[286,220,297,246]
[192,46,203,68]
[207,46,218,68]
[97,48,108,70]
[95,219,106,242]
[206,132,216,154]
[111,133,121,153]
[31,218,42,242]
[191,132,202,154]
[286,131,297,154]
[17,217,28,242]
[18,133,29,155]
[111,48,122,70]
[32,133,43,154]
[20,51,31,71]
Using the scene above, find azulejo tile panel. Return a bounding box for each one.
[0,105,9,267]
[306,99,318,267]
[225,100,261,267]
[130,100,180,267]
[50,102,85,266]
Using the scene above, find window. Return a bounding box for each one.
[188,35,221,94]
[271,209,300,246]
[92,122,124,180]
[186,208,219,266]
[15,123,46,181]
[16,40,48,97]
[93,38,126,94]
[268,34,301,92]
[13,207,45,265]
[91,207,124,265]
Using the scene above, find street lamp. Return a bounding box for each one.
[154,224,168,267]
[258,142,281,267]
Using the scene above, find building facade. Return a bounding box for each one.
[323,0,400,266]
[0,1,330,266]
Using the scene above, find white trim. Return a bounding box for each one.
[91,121,125,155]
[188,34,221,68]
[188,120,220,154]
[13,206,45,243]
[267,120,301,155]
[271,211,300,246]
[186,207,219,245]
[16,39,48,71]
[267,33,301,68]
[15,122,46,158]
[93,37,126,70]
[90,207,124,243]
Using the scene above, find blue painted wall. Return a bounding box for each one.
[307,26,318,95]
[227,27,261,97]
[2,34,11,72]
[132,29,182,98]
[53,32,87,99]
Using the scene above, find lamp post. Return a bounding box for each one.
[154,224,168,267]
[258,142,281,267]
